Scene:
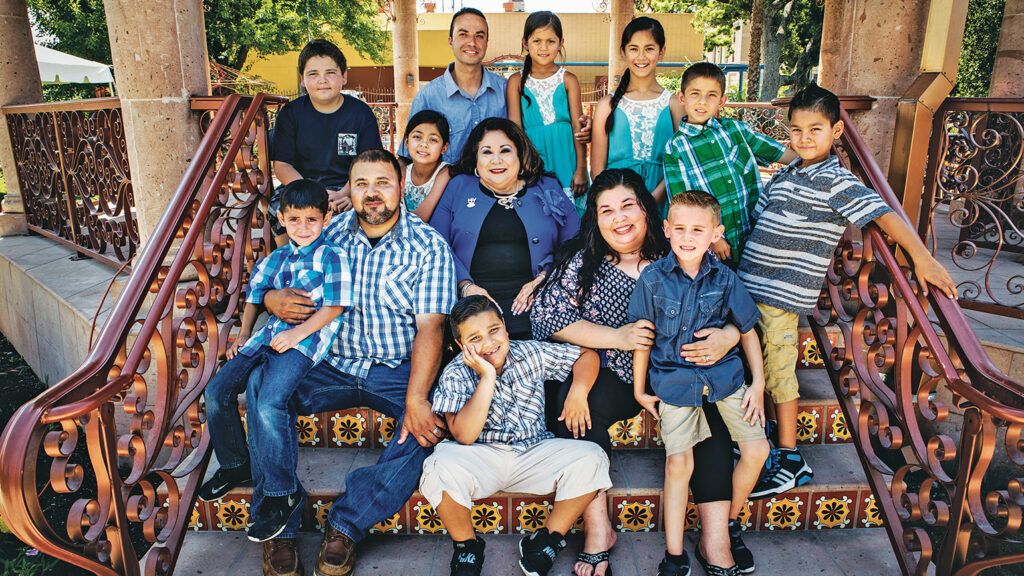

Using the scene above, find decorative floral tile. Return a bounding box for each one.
[760,493,807,531]
[329,409,369,447]
[857,492,884,528]
[570,511,586,534]
[811,492,856,529]
[824,406,852,443]
[735,500,755,531]
[411,497,446,534]
[311,498,333,533]
[647,412,663,447]
[609,411,645,449]
[375,412,397,448]
[370,510,407,535]
[613,496,659,532]
[684,501,700,531]
[795,408,822,444]
[797,332,824,368]
[471,498,508,534]
[212,496,251,531]
[296,414,322,447]
[513,498,552,534]
[188,499,209,531]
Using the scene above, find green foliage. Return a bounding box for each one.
[952,0,1006,97]
[0,550,61,575]
[657,71,683,93]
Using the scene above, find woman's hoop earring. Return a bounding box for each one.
[475,168,480,178]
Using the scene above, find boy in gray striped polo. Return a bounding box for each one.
[738,84,958,499]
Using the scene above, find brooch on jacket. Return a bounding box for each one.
[466,197,476,208]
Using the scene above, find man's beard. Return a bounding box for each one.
[357,197,397,226]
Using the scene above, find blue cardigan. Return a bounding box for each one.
[430,174,580,283]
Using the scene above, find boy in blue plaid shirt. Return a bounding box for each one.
[199,179,353,540]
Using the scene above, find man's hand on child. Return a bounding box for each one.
[741,384,766,427]
[914,255,958,300]
[269,328,304,353]
[463,344,496,380]
[711,238,732,262]
[618,320,655,350]
[635,393,661,420]
[558,388,592,438]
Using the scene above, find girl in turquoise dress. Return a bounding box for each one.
[590,17,682,215]
[508,11,588,216]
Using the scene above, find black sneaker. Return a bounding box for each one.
[657,552,691,576]
[197,463,252,502]
[518,528,565,576]
[749,447,813,499]
[450,537,485,576]
[247,492,303,542]
[694,546,740,576]
[728,519,754,573]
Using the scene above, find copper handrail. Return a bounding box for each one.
[0,92,286,576]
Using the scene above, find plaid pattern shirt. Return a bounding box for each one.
[239,234,352,365]
[433,340,581,451]
[664,117,786,263]
[324,209,457,378]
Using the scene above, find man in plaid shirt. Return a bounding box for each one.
[255,149,458,576]
[663,62,797,265]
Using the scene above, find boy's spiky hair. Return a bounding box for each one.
[449,295,503,341]
[789,83,841,125]
[681,62,726,93]
[668,190,722,225]
[279,179,329,215]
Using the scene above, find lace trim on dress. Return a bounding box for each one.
[617,89,672,160]
[524,67,565,126]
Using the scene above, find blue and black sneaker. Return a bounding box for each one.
[518,528,565,576]
[450,537,485,576]
[749,447,813,499]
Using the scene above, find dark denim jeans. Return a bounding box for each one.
[204,348,266,470]
[246,359,430,542]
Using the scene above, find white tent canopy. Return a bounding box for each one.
[34,44,114,84]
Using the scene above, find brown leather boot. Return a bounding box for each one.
[262,539,304,576]
[315,526,356,576]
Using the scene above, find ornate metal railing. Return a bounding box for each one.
[816,106,1024,574]
[922,98,1024,319]
[0,93,285,575]
[721,102,790,142]
[2,98,139,267]
[369,102,398,153]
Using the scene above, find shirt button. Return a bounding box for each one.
[682,326,688,331]
[532,237,539,244]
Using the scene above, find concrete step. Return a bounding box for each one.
[176,527,898,575]
[175,443,882,535]
[234,368,854,452]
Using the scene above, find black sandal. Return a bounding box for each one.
[576,551,613,576]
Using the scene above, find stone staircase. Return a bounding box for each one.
[172,325,899,574]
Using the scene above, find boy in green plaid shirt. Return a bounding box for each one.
[664,62,799,265]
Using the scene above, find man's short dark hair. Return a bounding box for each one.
[351,148,403,181]
[681,62,726,94]
[668,190,722,226]
[789,83,841,125]
[448,7,487,39]
[279,179,329,215]
[298,39,347,75]
[449,295,503,341]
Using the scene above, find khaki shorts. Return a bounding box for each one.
[419,438,612,510]
[660,388,766,456]
[757,302,801,404]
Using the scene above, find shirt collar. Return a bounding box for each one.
[677,115,721,138]
[497,341,526,376]
[288,232,325,256]
[793,154,840,176]
[443,63,497,98]
[667,251,717,280]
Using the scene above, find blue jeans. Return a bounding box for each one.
[247,360,430,542]
[204,349,265,470]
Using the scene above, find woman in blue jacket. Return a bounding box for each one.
[430,117,580,339]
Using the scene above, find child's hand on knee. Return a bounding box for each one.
[635,393,661,420]
[270,328,304,353]
[741,383,766,427]
[225,334,248,360]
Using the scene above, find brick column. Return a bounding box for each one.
[989,0,1024,97]
[102,0,210,247]
[392,0,419,139]
[0,0,41,234]
[608,0,634,89]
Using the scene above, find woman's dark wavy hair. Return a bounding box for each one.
[451,117,546,187]
[537,168,667,306]
[605,17,666,135]
[519,11,564,109]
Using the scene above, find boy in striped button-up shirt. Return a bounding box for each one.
[199,179,352,541]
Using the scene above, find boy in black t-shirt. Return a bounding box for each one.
[270,39,383,241]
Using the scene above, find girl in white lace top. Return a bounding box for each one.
[507,11,588,215]
[400,110,451,221]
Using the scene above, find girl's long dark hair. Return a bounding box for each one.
[605,16,666,135]
[519,11,564,110]
[450,117,546,187]
[538,168,667,306]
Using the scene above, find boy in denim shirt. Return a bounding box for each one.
[628,192,770,576]
[663,62,798,264]
[199,179,352,542]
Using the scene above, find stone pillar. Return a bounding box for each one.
[392,0,419,140]
[990,0,1024,97]
[102,0,210,247]
[0,0,41,235]
[817,0,932,176]
[608,0,634,90]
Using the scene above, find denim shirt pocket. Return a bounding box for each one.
[653,295,682,335]
[697,290,726,326]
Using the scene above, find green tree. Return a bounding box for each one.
[953,0,1006,97]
